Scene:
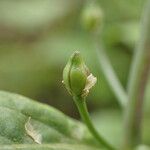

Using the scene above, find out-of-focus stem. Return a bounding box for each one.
[123,0,150,149]
[93,34,128,108]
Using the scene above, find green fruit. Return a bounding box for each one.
[81,2,103,32]
[63,51,96,97]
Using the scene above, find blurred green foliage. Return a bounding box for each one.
[1,0,150,146]
[0,0,149,123]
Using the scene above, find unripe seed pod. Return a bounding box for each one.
[63,51,97,97]
[81,2,103,32]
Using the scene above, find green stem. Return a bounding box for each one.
[73,95,115,150]
[123,1,150,149]
[93,34,128,108]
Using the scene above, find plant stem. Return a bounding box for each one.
[73,95,115,150]
[123,0,150,149]
[92,34,128,108]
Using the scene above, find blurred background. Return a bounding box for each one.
[0,0,150,147]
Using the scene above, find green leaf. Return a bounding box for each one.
[0,144,102,150]
[0,91,99,150]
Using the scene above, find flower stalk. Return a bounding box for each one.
[73,95,115,150]
[123,0,150,149]
[93,34,128,108]
[63,51,115,150]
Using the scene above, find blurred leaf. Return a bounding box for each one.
[91,110,122,148]
[91,108,150,148]
[98,0,145,22]
[0,144,101,150]
[136,145,150,150]
[0,90,100,149]
[103,22,139,48]
[0,0,81,32]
